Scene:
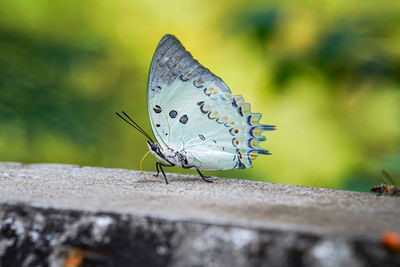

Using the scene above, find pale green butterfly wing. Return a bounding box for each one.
[180,90,275,169]
[147,34,230,147]
[147,34,275,170]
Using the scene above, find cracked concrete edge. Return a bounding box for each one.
[1,202,399,267]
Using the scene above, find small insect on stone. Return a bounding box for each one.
[371,170,400,196]
[116,34,276,184]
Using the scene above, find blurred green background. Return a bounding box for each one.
[1,0,399,191]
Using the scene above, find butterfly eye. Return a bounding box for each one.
[151,143,157,151]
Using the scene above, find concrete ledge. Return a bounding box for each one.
[0,162,400,266]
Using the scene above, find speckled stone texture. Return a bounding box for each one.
[0,162,399,266]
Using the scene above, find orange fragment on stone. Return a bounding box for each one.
[382,231,400,252]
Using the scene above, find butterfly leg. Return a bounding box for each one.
[196,168,213,183]
[154,162,161,177]
[155,161,174,184]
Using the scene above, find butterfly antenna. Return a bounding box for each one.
[121,111,155,143]
[115,111,154,143]
[121,111,153,138]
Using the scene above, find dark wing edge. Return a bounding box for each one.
[147,34,231,100]
[146,34,232,145]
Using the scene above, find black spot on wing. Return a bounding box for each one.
[229,128,237,136]
[238,162,246,169]
[203,88,211,96]
[199,134,205,140]
[151,85,161,92]
[156,124,160,127]
[238,106,244,116]
[153,105,162,113]
[207,112,216,120]
[216,118,225,124]
[180,74,190,82]
[179,115,188,124]
[169,110,178,118]
[247,116,252,126]
[193,79,204,88]
[232,138,238,147]
[232,98,238,108]
[197,101,209,114]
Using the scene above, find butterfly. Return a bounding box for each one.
[117,34,275,184]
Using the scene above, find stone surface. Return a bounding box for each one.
[0,162,400,266]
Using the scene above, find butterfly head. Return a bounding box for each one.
[147,140,158,152]
[146,140,166,161]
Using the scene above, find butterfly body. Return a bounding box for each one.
[117,34,275,183]
[147,141,191,169]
